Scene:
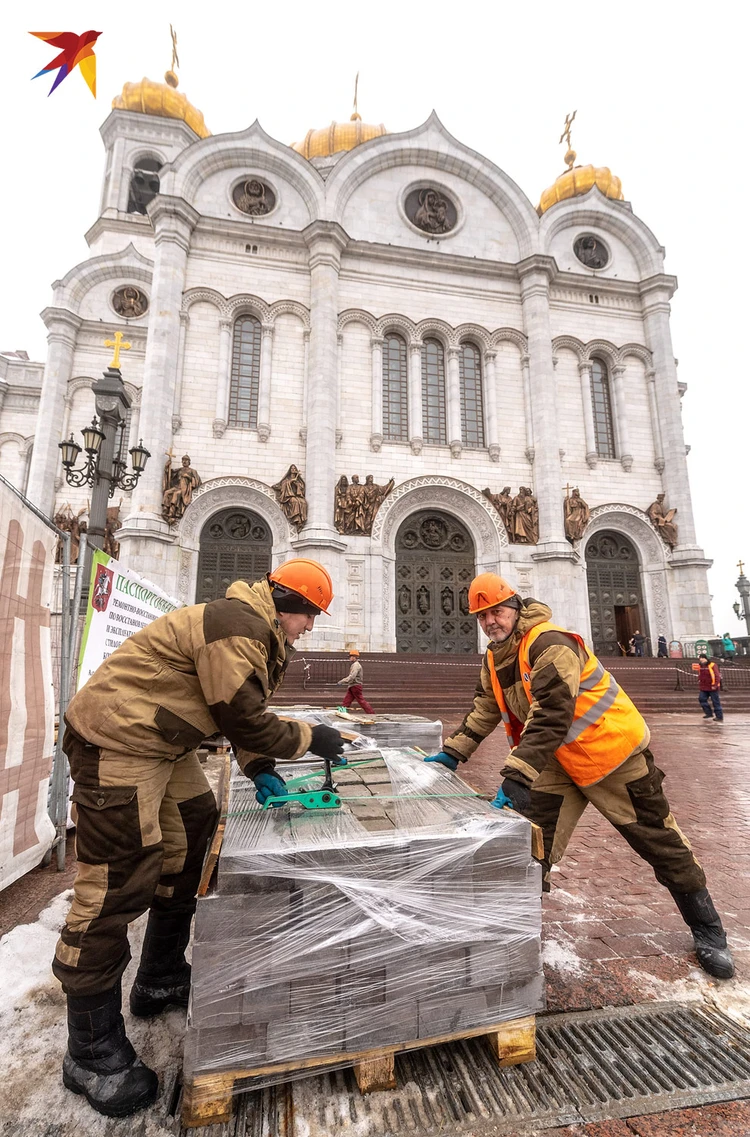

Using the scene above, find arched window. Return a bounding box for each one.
[459,343,485,448]
[127,158,161,215]
[382,333,408,441]
[229,316,262,428]
[590,357,615,459]
[421,338,447,445]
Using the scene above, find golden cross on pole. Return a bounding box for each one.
[164,446,176,464]
[352,72,360,119]
[738,559,746,576]
[170,24,180,71]
[104,331,131,369]
[559,110,577,170]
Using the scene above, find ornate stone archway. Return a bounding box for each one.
[176,476,293,602]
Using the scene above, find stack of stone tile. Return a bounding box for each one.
[184,750,543,1086]
[270,706,443,756]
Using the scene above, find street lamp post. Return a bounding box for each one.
[733,560,750,637]
[58,332,151,557]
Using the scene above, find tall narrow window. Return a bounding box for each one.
[127,158,161,215]
[382,333,408,441]
[229,315,262,428]
[459,343,485,448]
[590,357,615,459]
[421,338,447,445]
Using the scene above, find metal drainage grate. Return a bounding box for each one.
[205,1001,750,1137]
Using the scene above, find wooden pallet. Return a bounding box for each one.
[182,1013,536,1127]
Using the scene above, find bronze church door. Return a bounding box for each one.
[585,530,646,656]
[395,511,476,654]
[196,508,272,603]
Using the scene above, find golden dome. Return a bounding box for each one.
[112,71,210,139]
[291,113,387,159]
[538,163,623,216]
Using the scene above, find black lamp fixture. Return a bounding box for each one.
[58,415,150,495]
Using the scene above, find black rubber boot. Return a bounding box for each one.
[129,909,193,1017]
[63,981,159,1117]
[670,888,735,979]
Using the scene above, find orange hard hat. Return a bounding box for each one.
[468,572,518,615]
[348,648,360,656]
[269,559,333,614]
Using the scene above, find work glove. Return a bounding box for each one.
[309,724,346,764]
[423,751,459,772]
[493,777,532,814]
[253,771,288,807]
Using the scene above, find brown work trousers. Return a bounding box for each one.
[53,729,219,996]
[527,747,706,894]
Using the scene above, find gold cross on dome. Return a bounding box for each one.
[739,559,746,576]
[104,331,131,369]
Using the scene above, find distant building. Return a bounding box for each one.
[6,65,712,654]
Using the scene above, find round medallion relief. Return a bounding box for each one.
[574,234,610,270]
[232,177,276,217]
[111,286,148,318]
[404,187,457,234]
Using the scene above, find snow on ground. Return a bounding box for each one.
[0,893,185,1137]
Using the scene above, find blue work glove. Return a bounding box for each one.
[424,751,459,772]
[253,771,288,807]
[491,787,514,810]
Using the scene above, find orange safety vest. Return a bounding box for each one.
[488,621,647,787]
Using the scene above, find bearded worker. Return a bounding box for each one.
[53,559,345,1119]
[424,573,734,982]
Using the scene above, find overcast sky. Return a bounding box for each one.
[2,1,747,636]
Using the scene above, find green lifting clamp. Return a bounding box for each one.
[262,755,342,811]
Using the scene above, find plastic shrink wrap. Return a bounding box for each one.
[185,748,543,1089]
[271,705,444,755]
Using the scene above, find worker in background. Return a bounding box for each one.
[53,559,345,1118]
[697,653,724,723]
[337,648,375,714]
[424,573,734,981]
[721,633,736,663]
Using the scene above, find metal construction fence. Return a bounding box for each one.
[0,471,83,885]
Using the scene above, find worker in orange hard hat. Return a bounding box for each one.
[424,570,734,984]
[336,647,375,714]
[53,557,345,1118]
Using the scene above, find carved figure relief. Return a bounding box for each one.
[563,487,591,543]
[162,453,202,525]
[103,502,122,559]
[405,187,457,234]
[54,503,88,563]
[112,286,148,319]
[232,178,275,216]
[334,474,395,535]
[482,486,513,540]
[647,493,678,549]
[483,486,539,544]
[271,464,307,528]
[574,235,609,270]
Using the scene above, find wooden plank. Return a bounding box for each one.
[182,1071,235,1128]
[197,751,231,898]
[353,1053,396,1093]
[486,1014,537,1067]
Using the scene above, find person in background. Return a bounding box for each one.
[632,629,646,657]
[657,635,669,659]
[337,649,375,714]
[721,633,736,663]
[697,653,724,723]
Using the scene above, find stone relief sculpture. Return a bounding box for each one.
[334,474,395,535]
[563,487,591,543]
[112,285,148,318]
[509,486,539,545]
[405,187,457,234]
[162,453,202,525]
[54,503,88,563]
[483,486,539,544]
[647,493,678,549]
[271,464,308,528]
[232,178,275,216]
[103,502,122,559]
[482,486,513,540]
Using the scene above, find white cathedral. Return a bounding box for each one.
[0,67,713,655]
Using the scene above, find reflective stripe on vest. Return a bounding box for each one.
[487,621,646,786]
